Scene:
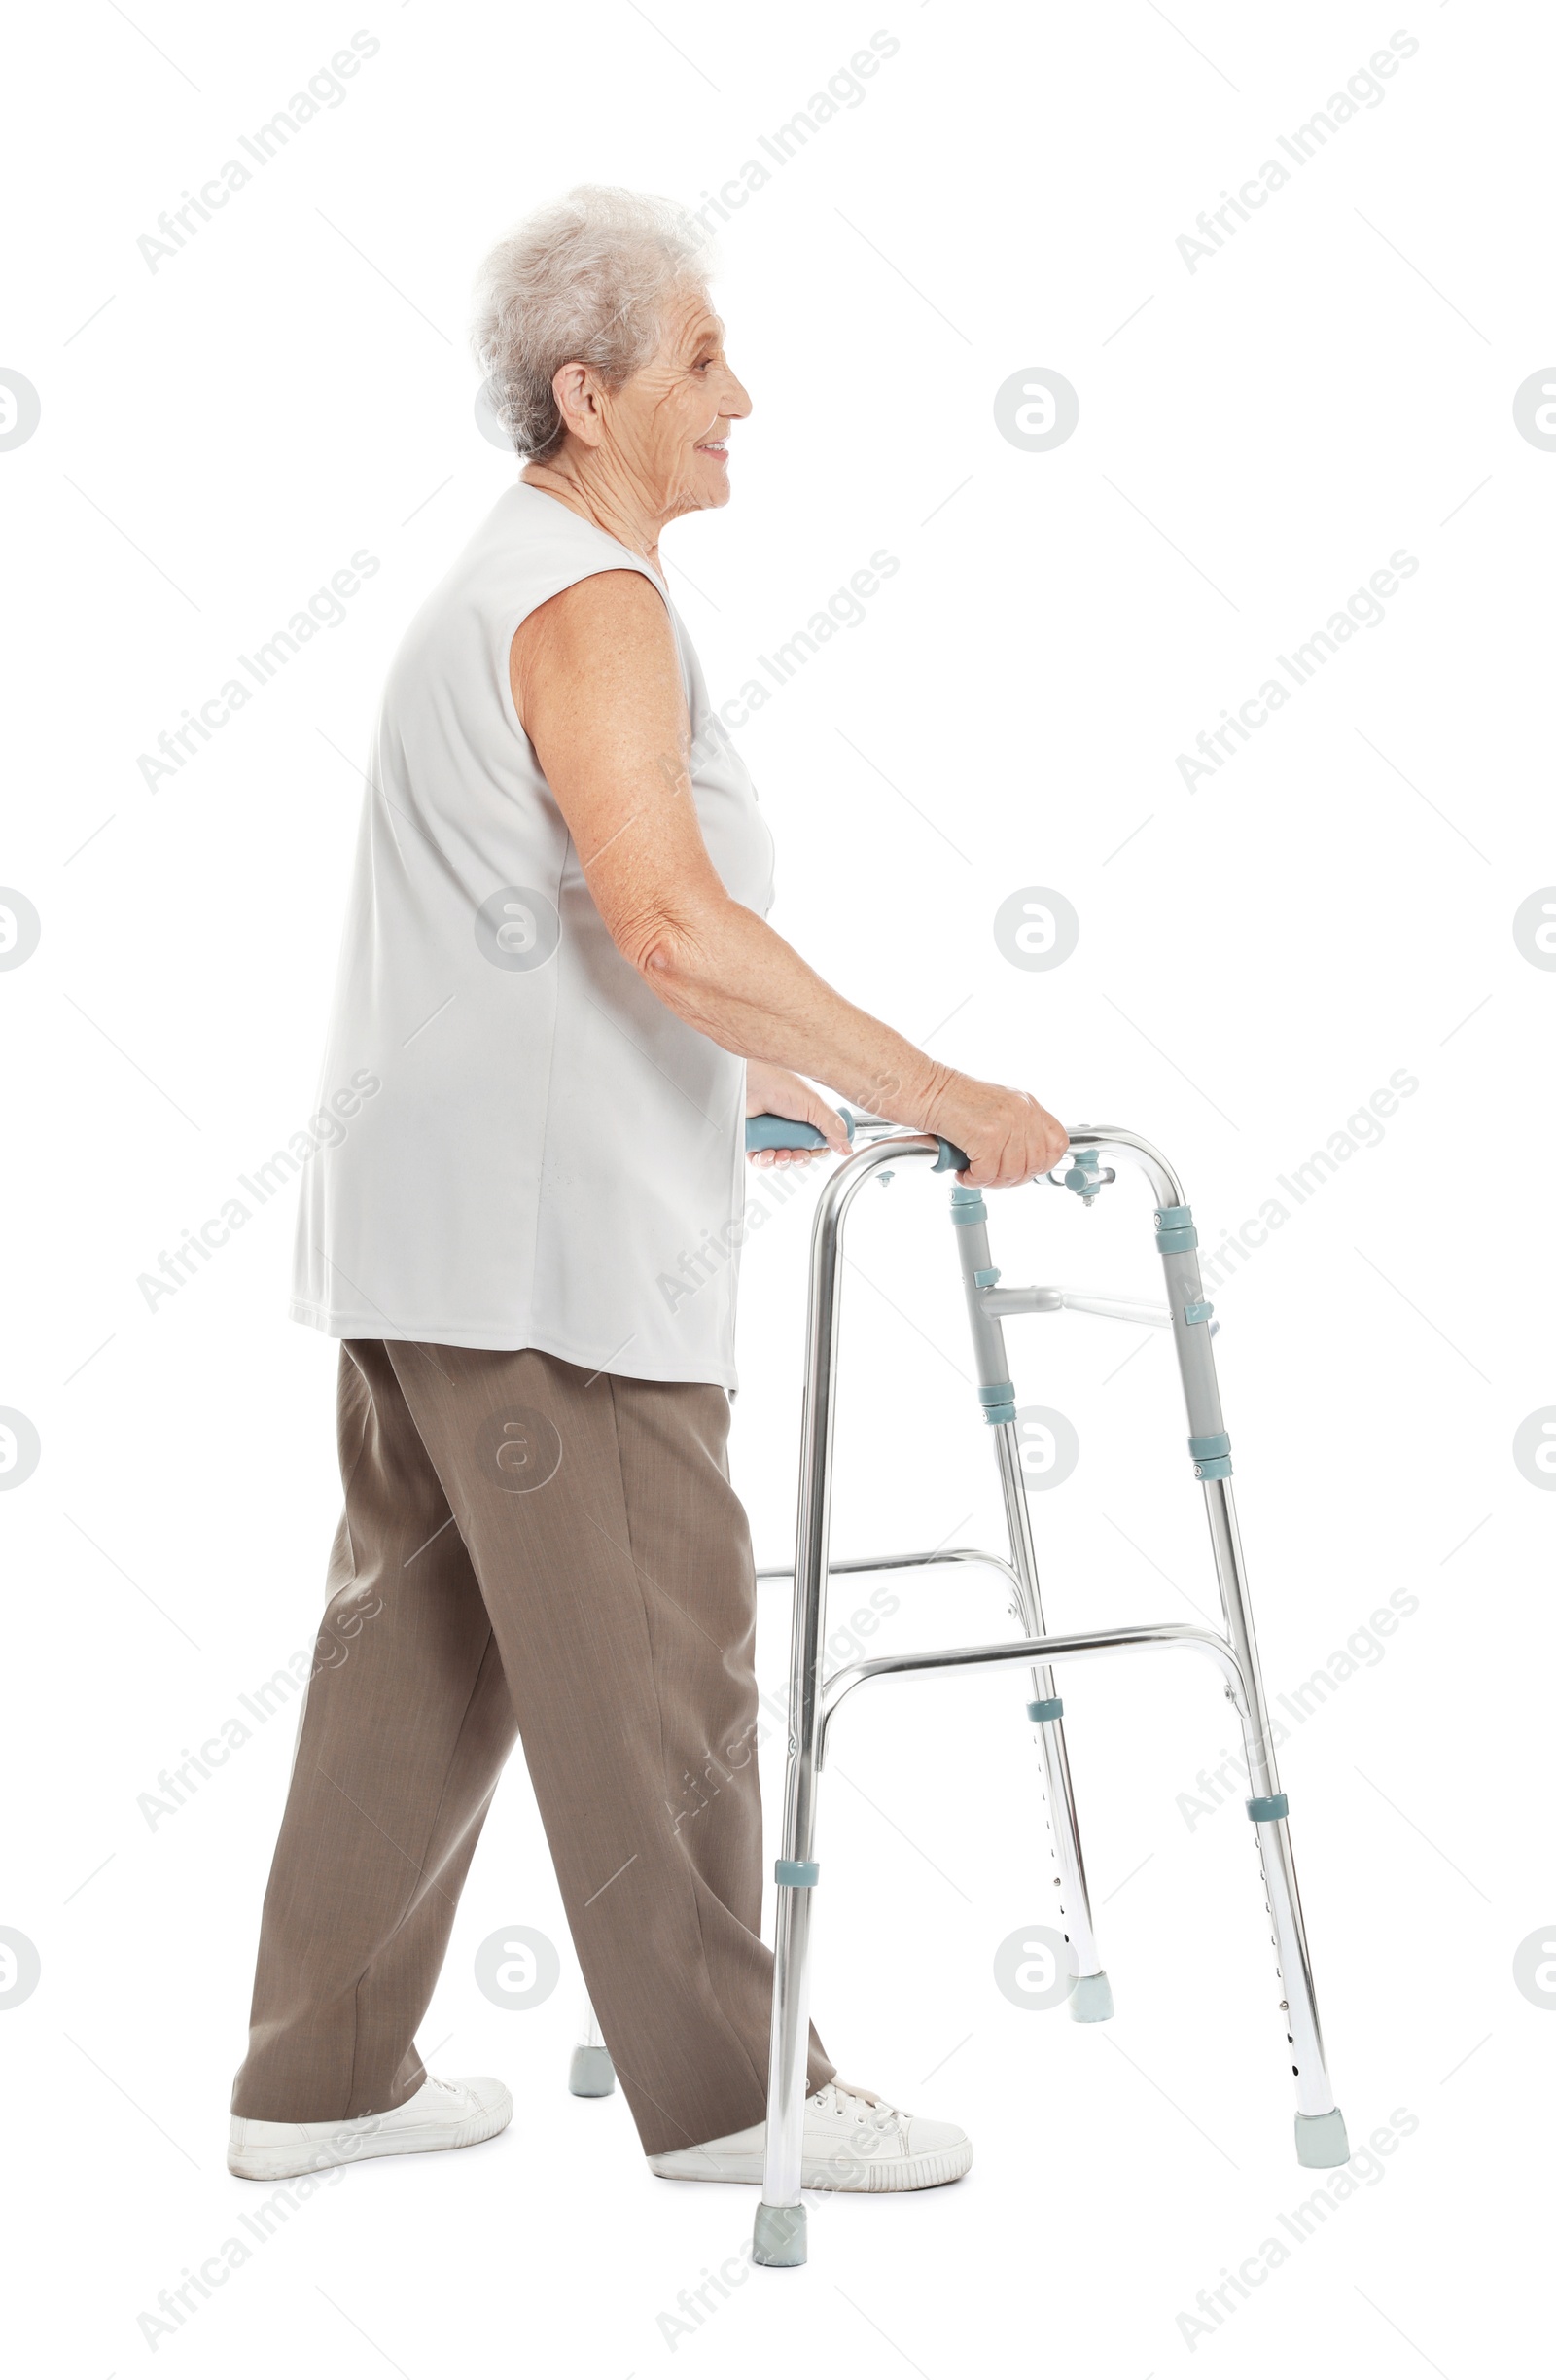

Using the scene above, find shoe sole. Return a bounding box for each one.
[649,2141,972,2192]
[228,2095,513,2182]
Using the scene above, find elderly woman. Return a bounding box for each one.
[229,186,1066,2194]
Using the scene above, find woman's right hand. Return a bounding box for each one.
[926,1075,1070,1190]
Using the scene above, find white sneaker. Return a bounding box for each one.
[647,2080,972,2192]
[228,2074,513,2181]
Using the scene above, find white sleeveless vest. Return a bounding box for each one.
[290,482,775,1388]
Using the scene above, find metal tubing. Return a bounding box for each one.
[1201,1482,1280,1784]
[1138,1157,1341,2123]
[818,1618,1252,1756]
[1198,1475,1337,2118]
[1075,1131,1339,2125]
[946,1186,1106,1986]
[990,1422,1103,1983]
[982,1285,1177,1329]
[1259,1815,1333,2117]
[755,1545,1024,1594]
[757,1138,944,2240]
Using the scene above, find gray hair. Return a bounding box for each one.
[472,185,716,461]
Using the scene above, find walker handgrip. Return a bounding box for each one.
[933,1139,970,1173]
[745,1113,857,1153]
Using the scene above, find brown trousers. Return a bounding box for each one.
[230,1339,832,2155]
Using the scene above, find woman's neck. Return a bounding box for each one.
[520,453,665,574]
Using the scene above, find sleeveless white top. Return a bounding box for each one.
[290,482,776,1388]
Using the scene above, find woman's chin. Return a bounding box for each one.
[666,474,731,520]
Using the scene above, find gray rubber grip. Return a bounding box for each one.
[933,1138,970,1172]
[745,1112,856,1153]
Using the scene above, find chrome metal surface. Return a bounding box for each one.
[1196,1474,1335,2117]
[945,1169,1109,1989]
[755,1545,1023,1595]
[817,1617,1252,1755]
[760,1139,943,2218]
[990,1420,1103,1981]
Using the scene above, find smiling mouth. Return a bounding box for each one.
[695,441,728,458]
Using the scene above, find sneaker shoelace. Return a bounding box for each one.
[808,2082,909,2150]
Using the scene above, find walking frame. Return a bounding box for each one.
[570,1119,1349,2268]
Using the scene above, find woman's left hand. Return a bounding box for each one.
[744,1062,852,1167]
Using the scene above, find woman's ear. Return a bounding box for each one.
[551,361,606,447]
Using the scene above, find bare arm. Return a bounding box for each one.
[511,571,1067,1188]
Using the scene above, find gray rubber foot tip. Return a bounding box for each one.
[567,2043,616,2098]
[1068,1970,1114,2024]
[752,2202,807,2268]
[1294,2108,1349,2168]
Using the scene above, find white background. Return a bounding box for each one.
[3,1,1550,2371]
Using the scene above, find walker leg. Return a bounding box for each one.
[994,1421,1111,2020]
[1154,1195,1348,2164]
[755,1864,816,2267]
[949,1184,1110,2018]
[1210,1483,1348,2162]
[756,1157,855,2267]
[567,1998,615,2097]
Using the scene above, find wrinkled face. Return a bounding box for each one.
[586,284,751,521]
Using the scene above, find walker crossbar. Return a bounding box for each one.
[755,1545,1024,1588]
[747,1122,1349,2270]
[817,1617,1252,1751]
